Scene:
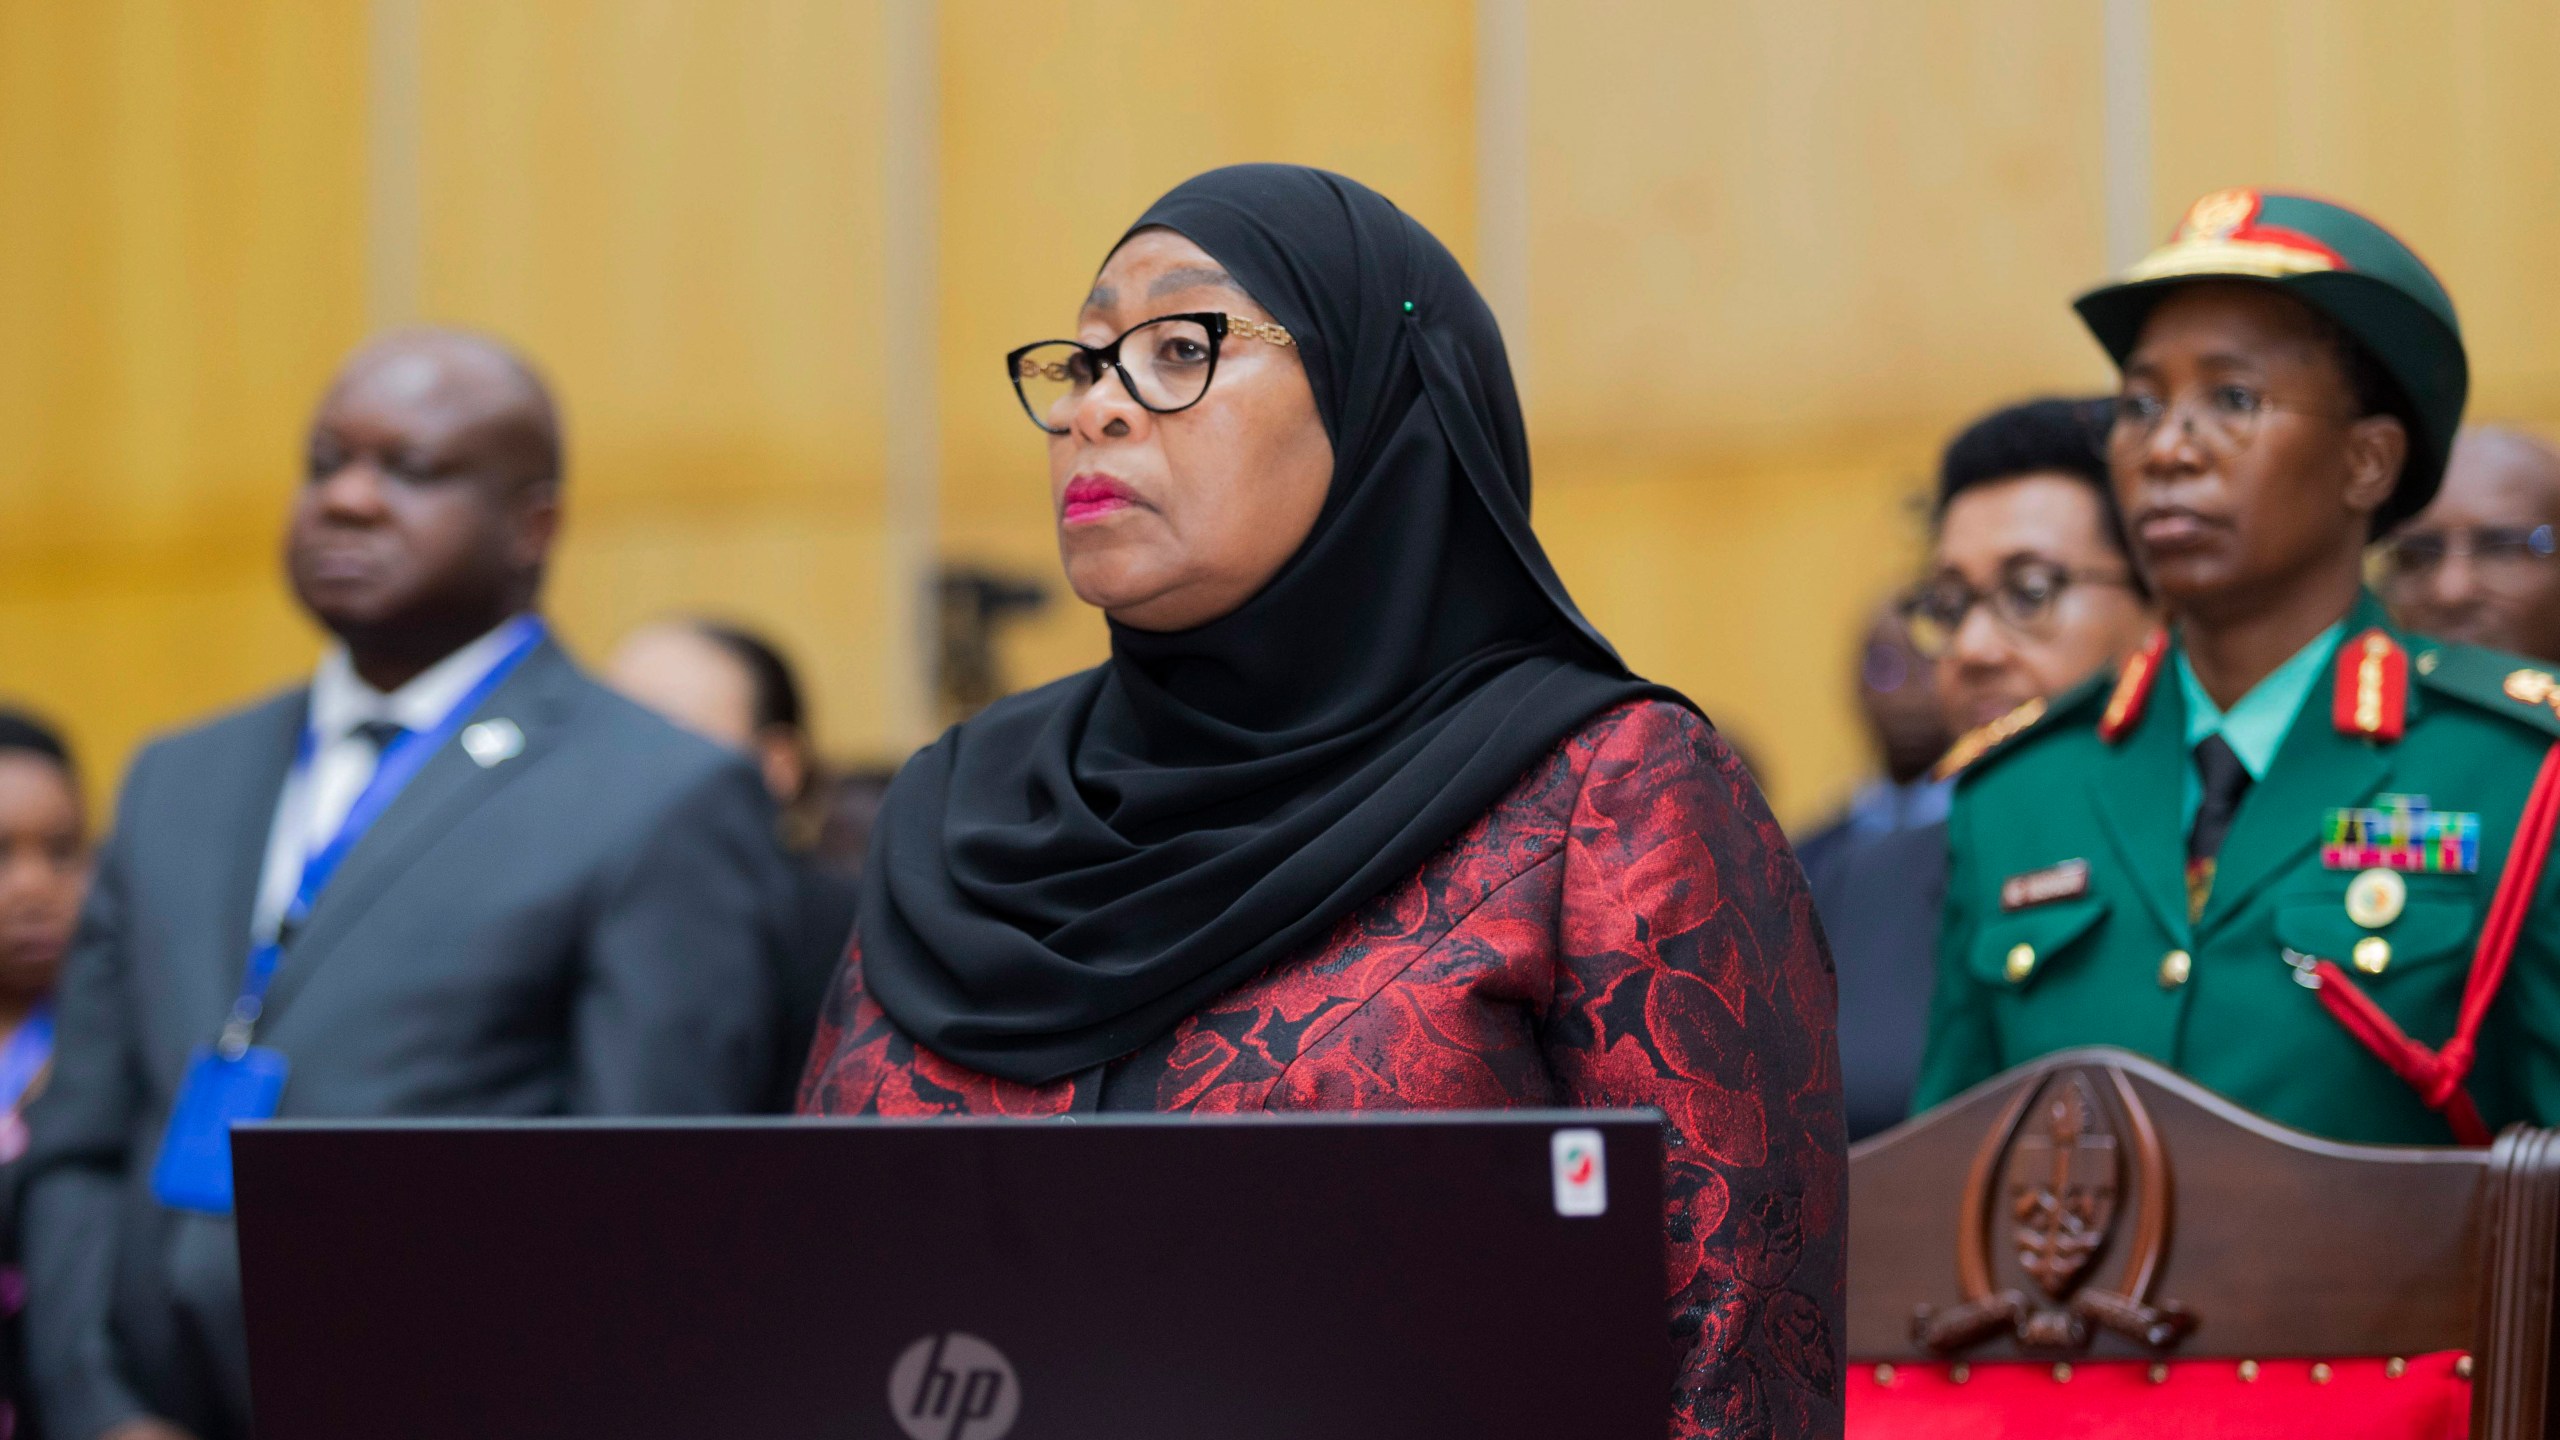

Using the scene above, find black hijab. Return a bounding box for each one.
[859,164,1685,1084]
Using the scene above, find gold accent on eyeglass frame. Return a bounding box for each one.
[1225,314,1294,347]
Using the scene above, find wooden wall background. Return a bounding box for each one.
[4,0,2556,827]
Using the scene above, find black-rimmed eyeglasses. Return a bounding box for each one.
[1006,311,1295,435]
[1899,558,2140,659]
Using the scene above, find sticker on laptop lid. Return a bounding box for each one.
[1551,1127,1607,1217]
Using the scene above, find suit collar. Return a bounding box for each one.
[218,693,312,971]
[308,615,539,744]
[256,639,583,1024]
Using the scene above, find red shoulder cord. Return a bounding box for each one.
[2311,739,2560,1145]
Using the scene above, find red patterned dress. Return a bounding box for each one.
[799,699,1845,1438]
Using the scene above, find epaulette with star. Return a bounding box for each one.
[2098,628,2169,743]
[2330,627,2410,742]
[2413,640,2560,740]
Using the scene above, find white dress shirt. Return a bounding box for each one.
[249,618,533,942]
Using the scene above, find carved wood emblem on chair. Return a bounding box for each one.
[1913,1064,2198,1355]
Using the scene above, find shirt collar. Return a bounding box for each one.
[1844,775,1954,836]
[309,615,535,744]
[2177,619,2347,781]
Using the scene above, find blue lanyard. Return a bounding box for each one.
[219,617,545,1058]
[0,1002,54,1113]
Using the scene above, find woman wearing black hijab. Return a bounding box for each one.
[802,165,1842,1436]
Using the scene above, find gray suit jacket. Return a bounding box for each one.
[22,640,789,1440]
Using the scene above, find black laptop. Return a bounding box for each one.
[233,1110,1668,1439]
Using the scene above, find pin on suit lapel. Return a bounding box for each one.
[255,644,571,1027]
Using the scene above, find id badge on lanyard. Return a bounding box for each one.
[150,617,543,1216]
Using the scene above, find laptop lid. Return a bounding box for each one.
[235,1110,1667,1440]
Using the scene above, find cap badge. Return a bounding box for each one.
[2322,793,2478,874]
[2124,188,2344,283]
[2179,188,2260,242]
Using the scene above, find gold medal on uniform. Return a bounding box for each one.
[2343,867,2407,929]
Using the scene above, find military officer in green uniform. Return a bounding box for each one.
[1913,188,2560,1145]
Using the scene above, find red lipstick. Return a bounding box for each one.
[1061,474,1138,525]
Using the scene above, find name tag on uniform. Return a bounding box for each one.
[2320,794,2478,874]
[2001,858,2090,911]
[150,1045,290,1215]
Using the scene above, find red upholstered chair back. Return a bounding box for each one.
[1847,1048,2560,1439]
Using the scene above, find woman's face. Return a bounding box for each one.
[0,753,86,1002]
[1045,229,1334,632]
[2111,282,2404,621]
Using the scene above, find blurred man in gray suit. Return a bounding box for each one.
[23,331,790,1440]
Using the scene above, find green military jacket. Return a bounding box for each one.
[1913,592,2560,1144]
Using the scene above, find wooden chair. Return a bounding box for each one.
[1847,1047,2560,1438]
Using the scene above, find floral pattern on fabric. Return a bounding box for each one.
[801,699,1845,1439]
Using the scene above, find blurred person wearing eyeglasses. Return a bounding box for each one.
[2378,425,2560,663]
[1906,397,2159,737]
[1810,400,2154,1140]
[1791,603,1951,1140]
[1916,189,2560,1146]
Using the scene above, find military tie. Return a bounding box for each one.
[2187,734,2252,920]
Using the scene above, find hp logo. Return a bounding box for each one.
[888,1333,1019,1440]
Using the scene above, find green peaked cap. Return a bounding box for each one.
[2074,189,2468,529]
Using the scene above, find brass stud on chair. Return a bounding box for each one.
[2456,1354,2474,1380]
[2386,1357,2408,1379]
[1873,1364,1895,1386]
[2238,1359,2260,1382]
[2311,1362,2333,1384]
[2147,1363,2169,1384]
[2052,1362,2072,1383]
[1948,1364,1970,1385]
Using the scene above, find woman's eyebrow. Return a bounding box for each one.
[1147,265,1244,300]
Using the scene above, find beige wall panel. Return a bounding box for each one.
[2150,0,2560,422]
[1525,0,2113,462]
[414,0,895,758]
[1535,446,1935,816]
[936,0,1478,698]
[1522,0,2112,822]
[0,0,369,808]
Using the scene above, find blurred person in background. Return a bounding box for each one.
[608,618,858,1103]
[2378,424,2560,663]
[1791,601,1950,1141]
[1918,189,2560,1145]
[0,709,87,1440]
[1806,398,2155,1140]
[25,330,788,1440]
[1908,397,2159,737]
